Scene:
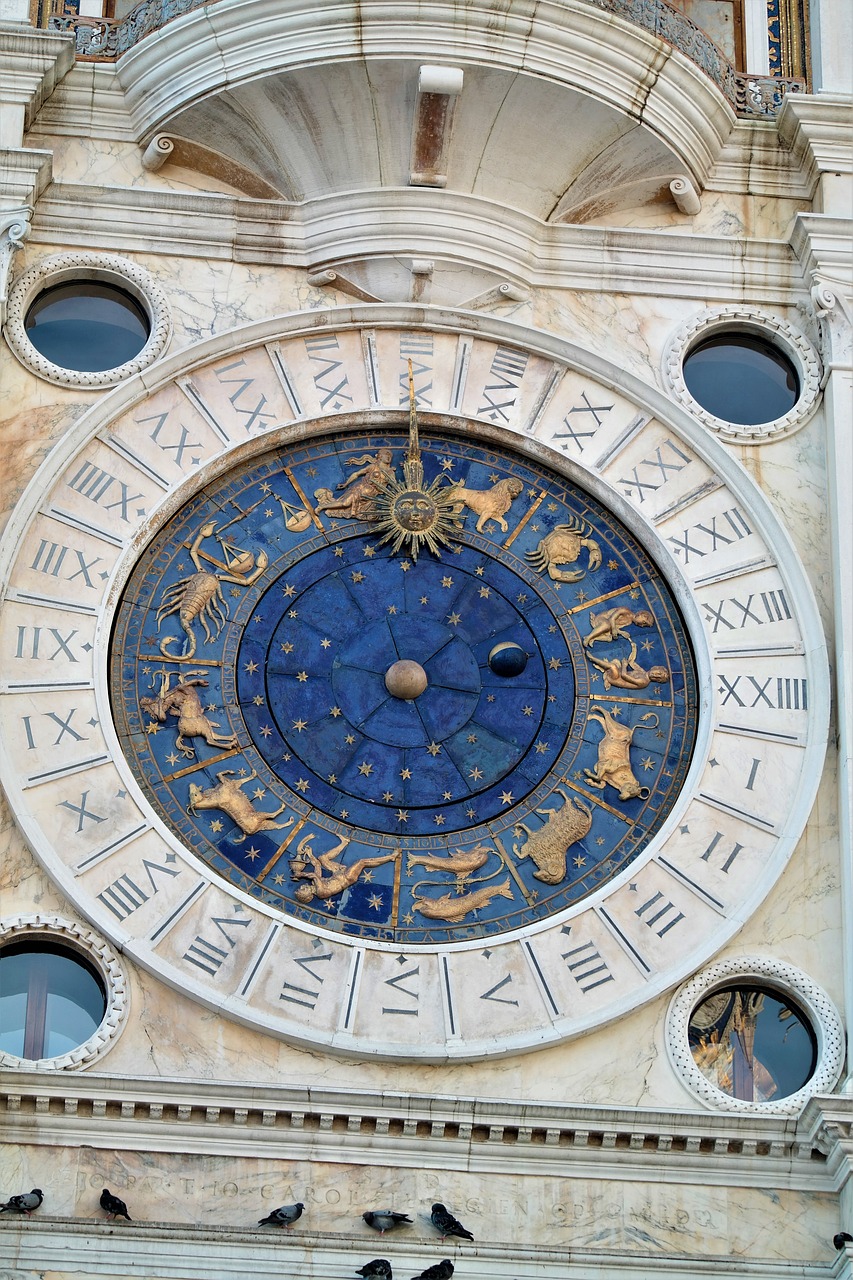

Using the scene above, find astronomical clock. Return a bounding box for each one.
[0,310,826,1060]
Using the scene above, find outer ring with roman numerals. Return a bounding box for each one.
[0,307,827,1061]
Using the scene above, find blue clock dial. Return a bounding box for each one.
[110,430,697,944]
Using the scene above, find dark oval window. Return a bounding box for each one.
[25,281,150,373]
[0,942,107,1060]
[683,333,800,426]
[688,986,817,1102]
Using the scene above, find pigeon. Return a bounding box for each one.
[411,1263,454,1280]
[99,1188,131,1220]
[363,1209,413,1234]
[835,1232,853,1249]
[258,1201,304,1228]
[0,1189,43,1216]
[356,1262,393,1279]
[430,1203,474,1242]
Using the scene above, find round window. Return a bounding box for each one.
[688,986,817,1103]
[0,942,107,1061]
[682,333,800,426]
[24,282,151,374]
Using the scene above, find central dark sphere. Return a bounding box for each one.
[488,641,529,677]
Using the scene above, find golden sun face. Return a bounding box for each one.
[373,474,463,558]
[393,491,437,531]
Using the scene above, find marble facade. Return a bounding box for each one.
[0,1,851,1277]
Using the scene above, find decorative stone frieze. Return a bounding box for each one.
[0,1070,838,1181]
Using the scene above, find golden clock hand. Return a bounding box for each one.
[403,357,424,490]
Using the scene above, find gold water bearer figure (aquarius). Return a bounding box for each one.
[290,835,399,903]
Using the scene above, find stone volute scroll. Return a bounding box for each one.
[0,206,32,328]
[141,134,175,172]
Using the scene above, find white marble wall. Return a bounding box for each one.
[1,16,849,1257]
[0,1139,840,1260]
[0,258,842,1105]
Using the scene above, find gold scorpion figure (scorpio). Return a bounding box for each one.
[156,521,268,658]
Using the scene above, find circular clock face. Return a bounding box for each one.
[0,312,825,1059]
[109,431,697,945]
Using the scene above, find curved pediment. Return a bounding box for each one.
[115,0,736,218]
[155,61,689,221]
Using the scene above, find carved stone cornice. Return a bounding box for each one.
[0,146,52,208]
[798,1096,853,1193]
[0,25,74,137]
[25,59,137,143]
[27,182,811,304]
[778,93,853,201]
[0,1070,837,1191]
[789,213,853,363]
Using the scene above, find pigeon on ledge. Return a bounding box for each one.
[356,1261,393,1279]
[258,1202,304,1228]
[99,1189,131,1221]
[430,1203,473,1242]
[363,1209,413,1234]
[0,1190,43,1216]
[411,1262,454,1280]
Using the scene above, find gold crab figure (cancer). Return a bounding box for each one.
[525,517,602,582]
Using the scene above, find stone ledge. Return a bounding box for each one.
[0,1216,844,1279]
[778,94,853,181]
[0,24,74,126]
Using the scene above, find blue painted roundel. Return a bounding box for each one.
[110,431,697,945]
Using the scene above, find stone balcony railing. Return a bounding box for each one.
[48,0,805,119]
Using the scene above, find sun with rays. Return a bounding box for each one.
[372,362,464,560]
